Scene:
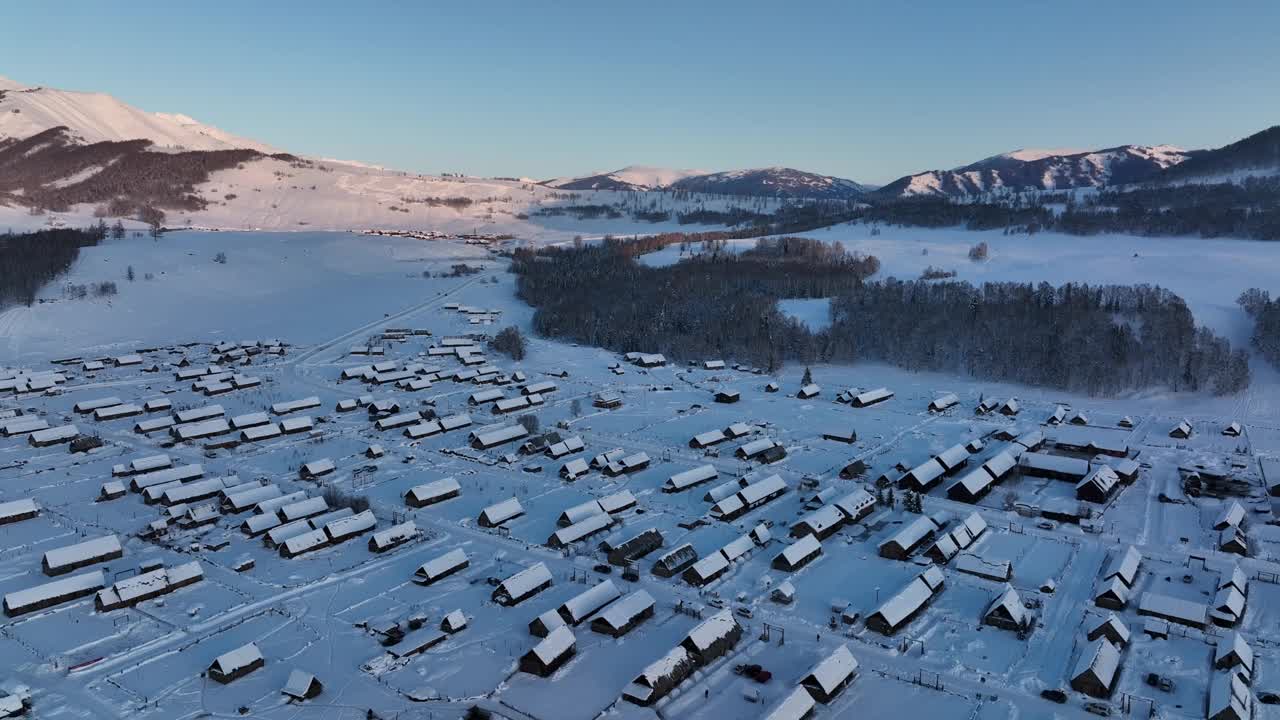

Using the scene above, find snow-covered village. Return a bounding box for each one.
[4,4,1280,720]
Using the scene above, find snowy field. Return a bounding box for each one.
[1,230,1279,720]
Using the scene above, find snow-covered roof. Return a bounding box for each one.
[688,552,729,580]
[594,590,655,630]
[691,429,727,447]
[736,474,786,505]
[685,609,739,652]
[4,570,105,613]
[1104,546,1142,586]
[1090,613,1130,645]
[721,534,756,561]
[1216,631,1254,672]
[480,497,525,525]
[225,484,283,512]
[931,443,967,471]
[853,387,893,405]
[1138,592,1208,626]
[962,512,987,537]
[282,669,319,699]
[737,437,778,457]
[29,424,79,444]
[551,513,613,546]
[324,510,376,541]
[497,562,552,600]
[407,477,461,504]
[271,396,320,414]
[369,521,417,550]
[872,575,936,627]
[0,498,38,521]
[418,548,468,579]
[598,489,636,513]
[779,534,822,566]
[280,496,328,522]
[560,580,621,624]
[1019,451,1088,476]
[802,644,858,696]
[211,642,263,675]
[762,686,816,720]
[910,462,951,494]
[985,585,1027,626]
[930,393,959,410]
[282,528,329,556]
[44,535,121,572]
[833,489,875,518]
[529,626,575,666]
[795,504,845,534]
[634,646,691,687]
[174,404,224,423]
[1071,637,1120,688]
[880,516,937,553]
[1208,670,1251,720]
[472,424,528,448]
[1216,501,1246,530]
[667,464,718,491]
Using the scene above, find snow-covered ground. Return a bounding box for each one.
[2,230,1280,720]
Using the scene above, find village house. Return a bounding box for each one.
[208,643,265,684]
[1069,638,1120,698]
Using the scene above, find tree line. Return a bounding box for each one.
[852,177,1280,241]
[1239,288,1280,370]
[0,226,104,308]
[514,238,1250,396]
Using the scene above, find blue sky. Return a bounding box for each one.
[6,1,1278,184]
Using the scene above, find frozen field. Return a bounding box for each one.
[1,231,1279,720]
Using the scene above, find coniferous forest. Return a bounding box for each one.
[0,226,104,308]
[514,237,1251,396]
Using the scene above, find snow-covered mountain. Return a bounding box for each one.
[0,75,275,153]
[668,167,868,200]
[547,165,869,200]
[878,145,1192,198]
[545,165,707,191]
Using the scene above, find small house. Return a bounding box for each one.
[282,670,323,701]
[208,643,264,684]
[1069,638,1120,698]
[982,586,1028,632]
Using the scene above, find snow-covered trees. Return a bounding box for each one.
[1240,288,1280,370]
[491,326,527,361]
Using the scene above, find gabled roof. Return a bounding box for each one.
[1104,546,1142,586]
[1216,631,1254,672]
[802,644,858,697]
[1090,613,1131,645]
[1071,637,1120,689]
[985,585,1027,626]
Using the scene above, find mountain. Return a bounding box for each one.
[545,165,707,192]
[546,165,869,200]
[668,167,868,200]
[879,145,1192,198]
[1159,125,1280,182]
[0,75,275,153]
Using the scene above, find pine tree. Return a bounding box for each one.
[801,367,813,386]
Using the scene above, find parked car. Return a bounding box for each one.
[592,563,613,574]
[1040,689,1067,704]
[1084,701,1113,717]
[1145,673,1174,692]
